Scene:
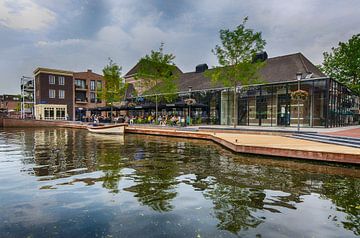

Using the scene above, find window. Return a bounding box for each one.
[97,80,102,91]
[49,75,55,84]
[59,90,65,99]
[44,107,54,120]
[56,108,66,120]
[58,76,65,85]
[90,80,95,91]
[256,96,267,119]
[49,89,56,98]
[90,92,96,103]
[75,79,86,89]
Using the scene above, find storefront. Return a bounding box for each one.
[34,104,68,120]
[122,77,359,128]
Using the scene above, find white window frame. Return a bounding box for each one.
[90,80,95,91]
[49,89,56,98]
[59,90,65,99]
[49,75,55,84]
[58,76,65,85]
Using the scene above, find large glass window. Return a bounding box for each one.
[44,107,54,120]
[56,108,65,120]
[256,96,267,119]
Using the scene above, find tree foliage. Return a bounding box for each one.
[100,58,127,105]
[321,34,360,95]
[207,17,266,88]
[135,43,179,102]
[206,17,266,127]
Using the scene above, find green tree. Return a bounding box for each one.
[100,58,127,122]
[207,17,266,127]
[136,43,179,96]
[135,43,180,121]
[321,34,360,95]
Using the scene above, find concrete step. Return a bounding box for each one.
[291,134,360,149]
[295,133,360,145]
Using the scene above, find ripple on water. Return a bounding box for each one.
[0,128,359,238]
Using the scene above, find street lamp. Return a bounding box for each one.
[296,72,302,132]
[188,86,192,126]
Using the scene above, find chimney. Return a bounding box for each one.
[87,69,92,73]
[253,51,268,63]
[195,64,208,73]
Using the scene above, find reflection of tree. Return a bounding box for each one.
[204,183,265,234]
[123,139,179,212]
[96,143,124,194]
[321,177,360,236]
[125,172,177,212]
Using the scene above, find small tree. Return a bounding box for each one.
[100,58,127,122]
[207,17,266,127]
[321,34,360,95]
[135,43,180,120]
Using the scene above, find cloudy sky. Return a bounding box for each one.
[0,0,359,94]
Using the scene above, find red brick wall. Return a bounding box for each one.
[2,118,74,128]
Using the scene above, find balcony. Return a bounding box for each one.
[75,98,88,104]
[75,85,88,91]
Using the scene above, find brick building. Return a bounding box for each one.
[33,68,105,121]
[0,94,21,117]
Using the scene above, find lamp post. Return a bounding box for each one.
[296,72,302,132]
[188,86,192,126]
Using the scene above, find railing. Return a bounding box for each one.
[75,98,88,103]
[75,85,87,90]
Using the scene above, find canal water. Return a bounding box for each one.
[0,128,359,238]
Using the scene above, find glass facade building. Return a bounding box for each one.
[122,77,359,128]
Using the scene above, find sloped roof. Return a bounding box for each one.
[73,70,103,80]
[124,60,183,77]
[177,52,326,91]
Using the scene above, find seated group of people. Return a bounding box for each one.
[128,114,188,126]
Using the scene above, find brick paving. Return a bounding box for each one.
[324,128,360,138]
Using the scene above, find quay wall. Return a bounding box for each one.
[126,127,360,165]
[1,118,86,129]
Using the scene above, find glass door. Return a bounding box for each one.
[277,94,290,126]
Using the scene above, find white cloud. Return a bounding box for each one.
[1,0,360,94]
[0,0,55,30]
[35,38,88,47]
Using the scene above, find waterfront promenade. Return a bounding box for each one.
[1,118,359,164]
[126,125,360,164]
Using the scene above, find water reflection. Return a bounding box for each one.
[0,128,359,237]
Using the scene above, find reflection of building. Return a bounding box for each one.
[123,52,359,127]
[33,68,105,121]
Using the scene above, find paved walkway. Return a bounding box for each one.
[323,127,360,138]
[127,126,360,164]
